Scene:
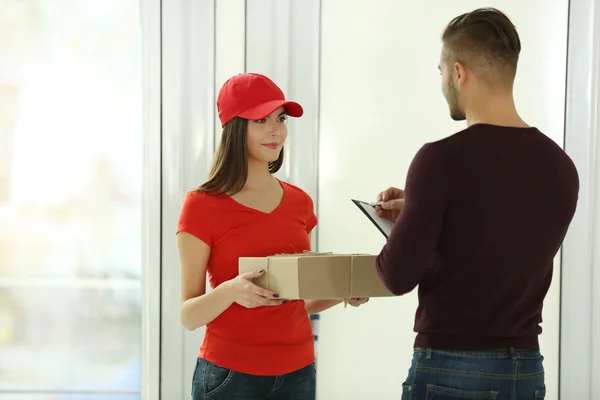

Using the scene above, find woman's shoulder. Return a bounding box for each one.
[279,180,314,203]
[279,179,305,194]
[182,189,227,210]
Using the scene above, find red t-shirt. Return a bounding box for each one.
[177,179,318,376]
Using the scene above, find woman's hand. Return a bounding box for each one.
[222,269,286,308]
[346,297,369,307]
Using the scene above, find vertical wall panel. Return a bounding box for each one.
[160,0,216,398]
[245,0,321,249]
[213,0,246,149]
[161,0,247,397]
[140,0,161,398]
[560,1,600,398]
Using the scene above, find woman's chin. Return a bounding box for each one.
[249,153,280,164]
[260,148,281,162]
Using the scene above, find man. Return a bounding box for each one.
[375,8,579,400]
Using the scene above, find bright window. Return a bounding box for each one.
[0,1,143,399]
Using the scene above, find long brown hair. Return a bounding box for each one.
[194,117,284,196]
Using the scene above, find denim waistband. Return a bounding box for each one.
[414,347,542,360]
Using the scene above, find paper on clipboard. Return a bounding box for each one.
[351,199,394,238]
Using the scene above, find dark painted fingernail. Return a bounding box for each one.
[257,269,265,273]
[282,300,287,304]
[273,293,280,298]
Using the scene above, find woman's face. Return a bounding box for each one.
[246,106,288,163]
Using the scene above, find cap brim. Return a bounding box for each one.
[238,100,304,120]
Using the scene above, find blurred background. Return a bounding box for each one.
[0,0,141,399]
[0,0,597,399]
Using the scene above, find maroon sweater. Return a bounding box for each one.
[376,124,579,350]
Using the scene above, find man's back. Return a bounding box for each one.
[376,8,579,398]
[415,123,579,349]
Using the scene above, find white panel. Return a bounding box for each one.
[161,0,216,398]
[246,0,291,86]
[213,0,246,147]
[560,0,600,398]
[140,0,161,398]
[317,1,567,399]
[245,0,321,249]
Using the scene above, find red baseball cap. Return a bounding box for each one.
[216,73,304,127]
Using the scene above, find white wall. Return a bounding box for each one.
[316,1,568,399]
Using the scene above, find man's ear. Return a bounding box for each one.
[454,62,468,88]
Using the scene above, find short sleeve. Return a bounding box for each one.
[177,192,214,246]
[306,193,318,234]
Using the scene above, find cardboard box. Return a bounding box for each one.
[238,253,395,300]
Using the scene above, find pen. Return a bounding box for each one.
[367,201,384,207]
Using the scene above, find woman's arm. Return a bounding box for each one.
[178,232,284,330]
[178,232,235,331]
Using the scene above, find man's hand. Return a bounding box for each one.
[375,186,405,222]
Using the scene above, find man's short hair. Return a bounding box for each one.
[442,8,521,85]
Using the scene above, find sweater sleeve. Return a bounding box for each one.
[376,143,448,295]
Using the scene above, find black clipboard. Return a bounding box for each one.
[351,199,393,238]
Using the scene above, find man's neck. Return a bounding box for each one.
[465,91,529,128]
[466,114,529,128]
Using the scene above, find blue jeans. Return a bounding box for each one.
[191,358,316,400]
[402,348,546,400]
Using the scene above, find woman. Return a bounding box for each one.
[176,72,368,400]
